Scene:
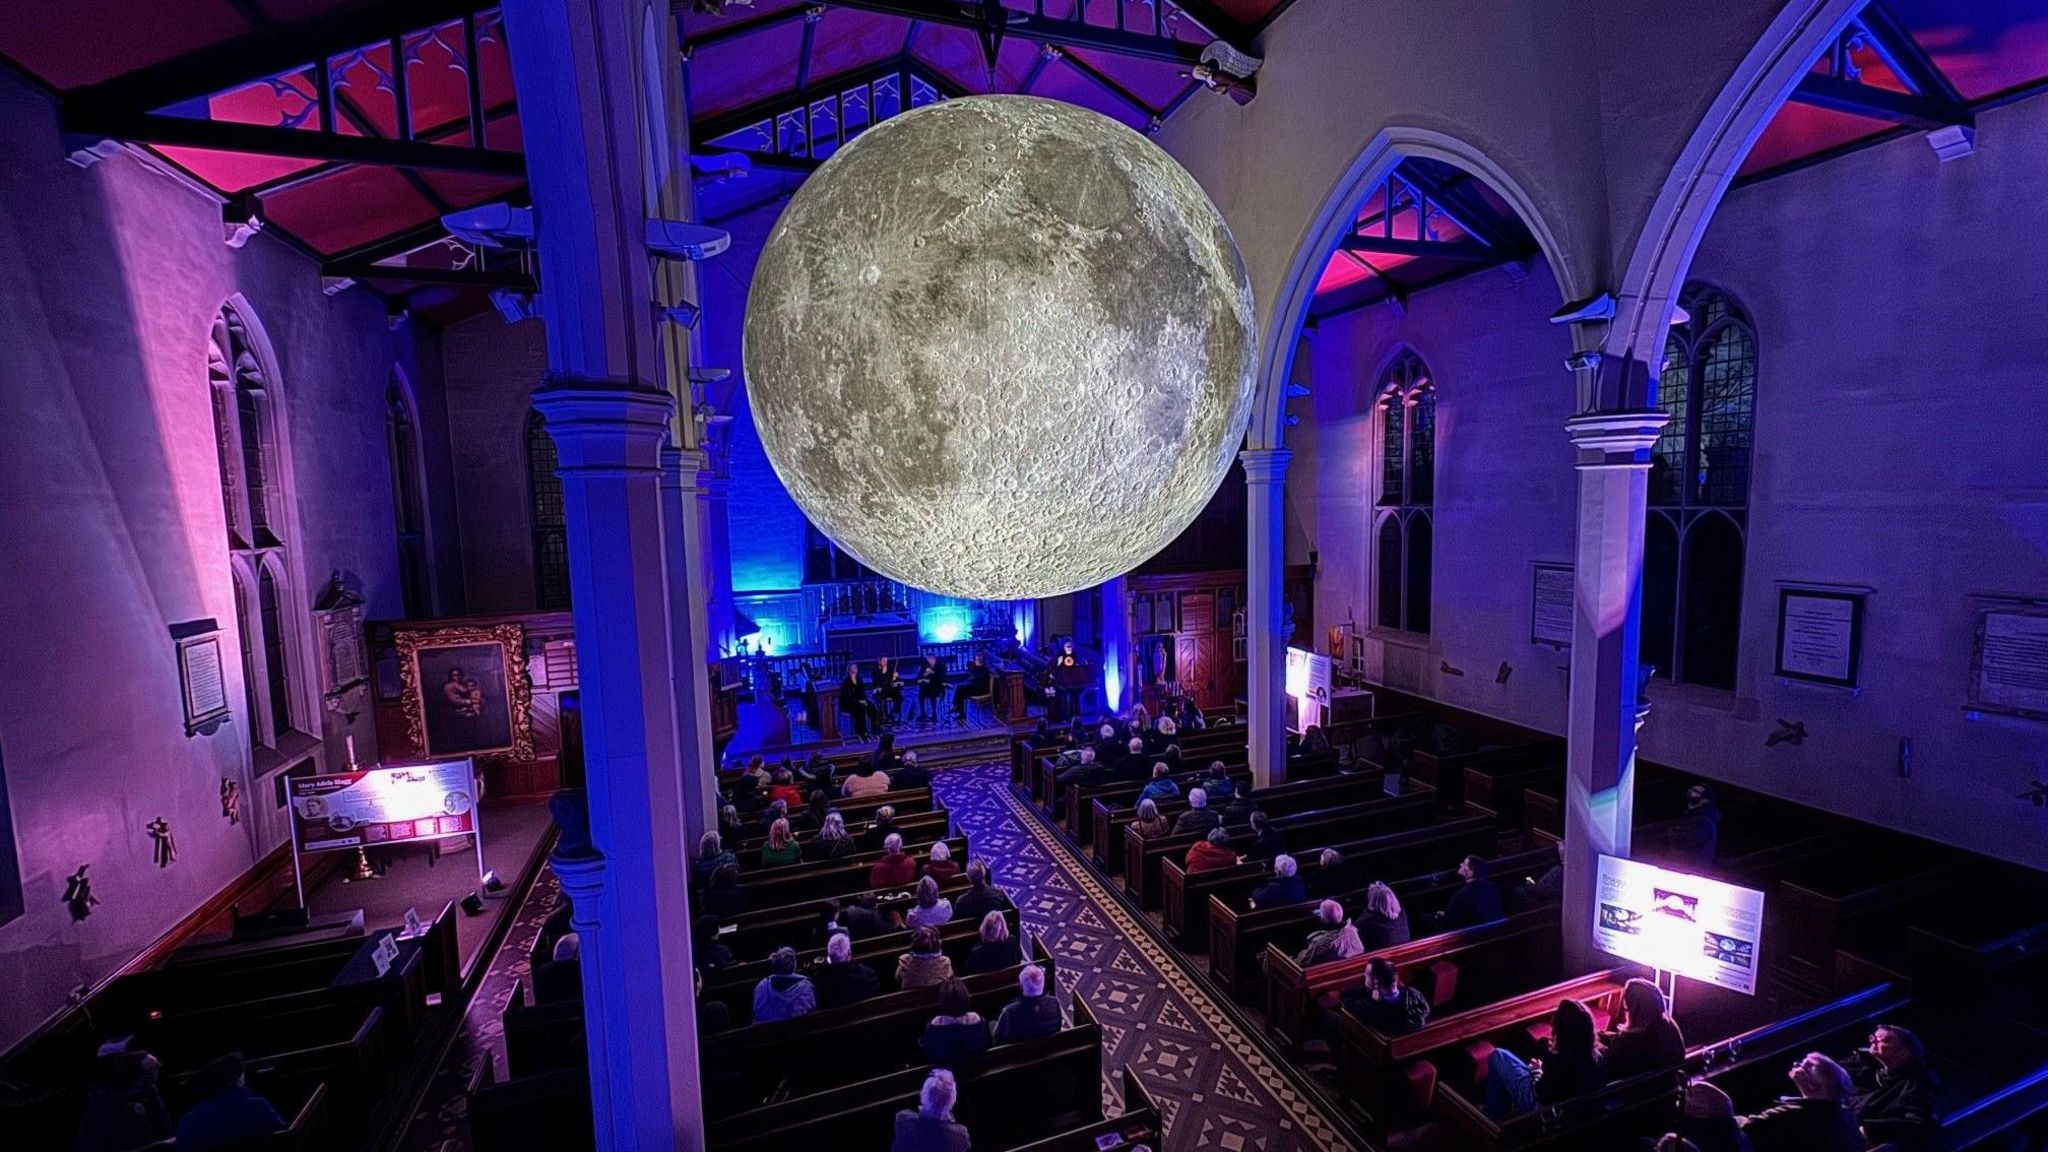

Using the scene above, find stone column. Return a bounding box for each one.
[500,0,703,1144]
[1098,575,1131,715]
[663,445,720,841]
[1560,408,1669,973]
[1241,448,1292,788]
[700,471,737,658]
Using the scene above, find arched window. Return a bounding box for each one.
[527,412,572,610]
[208,301,309,753]
[386,377,432,618]
[1642,284,1756,690]
[1373,352,1434,635]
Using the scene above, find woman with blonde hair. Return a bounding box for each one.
[808,811,856,861]
[759,818,803,868]
[965,910,1022,973]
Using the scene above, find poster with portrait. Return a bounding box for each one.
[394,623,534,761]
[1593,854,1766,995]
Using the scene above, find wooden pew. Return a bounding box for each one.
[155,1003,390,1145]
[1209,843,1556,1002]
[714,874,974,960]
[1084,764,1260,871]
[1460,759,1565,841]
[702,908,1021,1024]
[502,978,585,1078]
[1031,726,1247,807]
[1522,767,1693,840]
[730,807,950,870]
[1157,794,1458,950]
[1407,736,1563,810]
[1000,1065,1162,1152]
[1121,771,1395,907]
[739,835,970,908]
[708,990,1101,1151]
[716,936,1055,1104]
[1265,907,1562,1054]
[725,786,936,843]
[1767,842,1964,992]
[469,1060,592,1152]
[1060,752,1252,843]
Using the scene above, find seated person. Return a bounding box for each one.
[1341,957,1430,1034]
[808,812,858,860]
[1481,999,1605,1119]
[1246,810,1286,861]
[751,946,817,1023]
[1198,762,1237,802]
[1683,1053,1863,1152]
[77,1048,170,1152]
[755,798,791,834]
[1110,738,1152,783]
[892,1068,971,1152]
[812,931,881,1008]
[951,654,991,720]
[691,914,733,971]
[174,1053,286,1151]
[893,750,932,790]
[692,830,737,887]
[1130,798,1171,840]
[993,963,1063,1042]
[1052,748,1105,791]
[1602,977,1687,1080]
[1250,853,1307,907]
[1294,898,1365,966]
[953,860,1006,922]
[1667,784,1721,869]
[1358,881,1413,950]
[1137,763,1181,807]
[918,978,992,1067]
[1308,848,1350,898]
[533,932,584,1004]
[841,892,899,940]
[965,910,1023,974]
[896,926,955,989]
[767,768,805,810]
[907,875,955,929]
[700,863,747,922]
[871,834,921,888]
[1843,1023,1940,1151]
[1221,790,1259,827]
[1184,827,1240,874]
[844,763,893,798]
[1439,855,1504,930]
[924,841,962,883]
[1172,788,1222,837]
[862,806,903,852]
[759,818,804,868]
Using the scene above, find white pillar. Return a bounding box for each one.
[700,471,737,658]
[1242,448,1292,788]
[1561,408,1668,973]
[1098,575,1131,715]
[662,445,720,841]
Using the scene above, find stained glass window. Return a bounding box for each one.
[1374,352,1435,635]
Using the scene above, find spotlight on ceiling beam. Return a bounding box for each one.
[443,203,535,249]
[1549,293,1615,325]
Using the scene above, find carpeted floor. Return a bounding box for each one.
[932,759,1357,1152]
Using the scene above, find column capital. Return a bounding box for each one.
[1566,409,1669,468]
[1239,447,1293,484]
[550,850,607,917]
[534,387,675,475]
[659,444,712,494]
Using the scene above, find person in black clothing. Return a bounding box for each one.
[701,862,747,922]
[954,860,1006,923]
[918,979,991,1067]
[532,933,583,1004]
[1026,718,1057,750]
[1341,957,1429,1035]
[1656,1080,1751,1152]
[1221,792,1259,827]
[874,656,904,724]
[861,805,902,853]
[892,751,931,790]
[952,653,991,722]
[839,663,872,739]
[1439,855,1504,930]
[965,911,1024,973]
[1246,811,1287,861]
[76,1048,171,1152]
[1602,977,1687,1080]
[1844,1023,1940,1151]
[916,654,947,722]
[1534,998,1607,1105]
[1668,784,1721,869]
[691,914,733,971]
[840,892,896,939]
[871,732,901,775]
[1053,639,1083,719]
[1250,854,1307,907]
[812,931,881,1008]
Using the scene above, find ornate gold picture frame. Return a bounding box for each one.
[394,622,534,761]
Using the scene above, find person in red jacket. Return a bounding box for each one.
[870,833,920,888]
[1184,827,1240,873]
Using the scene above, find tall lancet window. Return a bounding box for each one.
[386,377,432,617]
[1374,351,1434,635]
[1643,284,1757,691]
[527,412,572,610]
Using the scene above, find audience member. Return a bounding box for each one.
[1246,810,1287,861]
[953,860,1006,922]
[907,875,955,929]
[1844,1023,1940,1151]
[1535,999,1609,1105]
[692,830,737,888]
[1138,764,1181,806]
[1221,790,1259,827]
[701,863,748,921]
[993,964,1063,1042]
[897,926,955,989]
[1602,977,1687,1079]
[691,914,733,971]
[1294,899,1365,966]
[1686,1054,1862,1152]
[1308,848,1349,898]
[695,967,731,1036]
[924,841,962,882]
[760,818,803,868]
[173,1054,286,1151]
[1342,882,1404,951]
[1440,855,1504,930]
[841,892,896,940]
[1173,789,1221,837]
[918,978,992,1066]
[1341,957,1429,1035]
[844,761,893,798]
[862,805,903,852]
[718,804,747,845]
[963,911,1022,974]
[533,932,583,1004]
[1131,798,1171,840]
[1655,1079,1752,1152]
[892,1068,972,1152]
[1251,854,1307,907]
[871,834,920,888]
[768,768,804,809]
[809,811,857,860]
[1184,827,1240,873]
[812,931,881,1009]
[751,946,817,1023]
[894,750,932,790]
[76,1049,170,1152]
[1199,762,1237,802]
[1669,784,1721,868]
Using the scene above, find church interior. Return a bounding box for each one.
[1,1,2046,1150]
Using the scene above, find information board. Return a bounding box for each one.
[1972,604,2048,719]
[290,760,477,853]
[1592,854,1766,995]
[1285,646,1332,731]
[1774,587,1864,687]
[1530,563,1575,648]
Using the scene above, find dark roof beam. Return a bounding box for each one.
[825,0,1205,65]
[66,109,524,175]
[1789,72,1971,130]
[327,262,536,290]
[1054,51,1159,124]
[1339,235,1501,262]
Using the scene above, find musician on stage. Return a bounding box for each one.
[873,655,904,725]
[839,662,872,740]
[952,653,992,724]
[915,653,947,722]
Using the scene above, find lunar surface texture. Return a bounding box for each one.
[743,94,1257,601]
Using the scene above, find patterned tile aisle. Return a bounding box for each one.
[932,760,1358,1152]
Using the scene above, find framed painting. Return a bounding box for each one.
[394,622,534,761]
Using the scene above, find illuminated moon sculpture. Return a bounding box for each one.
[744,95,1256,601]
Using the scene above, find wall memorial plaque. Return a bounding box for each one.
[1773,586,1865,688]
[1970,599,2048,721]
[1530,563,1574,649]
[171,619,231,736]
